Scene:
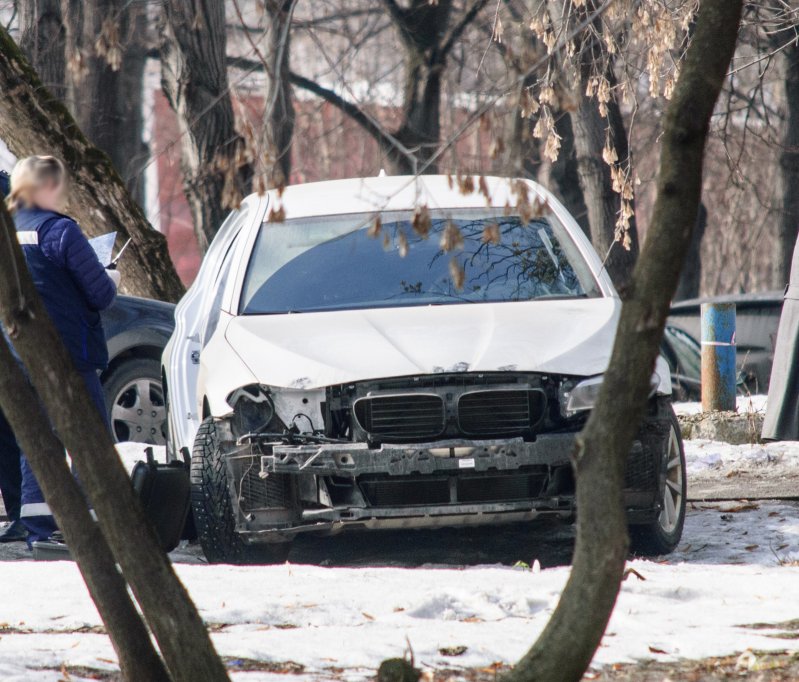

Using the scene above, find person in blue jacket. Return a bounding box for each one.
[6,156,121,544]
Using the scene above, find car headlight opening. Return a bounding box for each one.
[561,375,603,417]
[560,372,660,417]
[229,385,275,435]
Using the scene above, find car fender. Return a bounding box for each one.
[197,313,259,418]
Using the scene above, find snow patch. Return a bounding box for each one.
[673,394,768,416]
[684,439,799,473]
[115,442,168,475]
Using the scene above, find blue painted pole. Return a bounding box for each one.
[700,302,736,412]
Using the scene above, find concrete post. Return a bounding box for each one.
[701,302,737,412]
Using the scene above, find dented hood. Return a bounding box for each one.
[224,298,621,389]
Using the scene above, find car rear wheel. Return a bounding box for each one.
[191,417,291,565]
[104,358,167,445]
[630,408,686,556]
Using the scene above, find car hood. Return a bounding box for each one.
[223,298,621,389]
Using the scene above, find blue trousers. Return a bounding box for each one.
[20,370,108,543]
[0,409,22,521]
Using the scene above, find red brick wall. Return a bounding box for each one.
[151,91,506,285]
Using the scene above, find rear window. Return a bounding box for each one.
[240,209,601,315]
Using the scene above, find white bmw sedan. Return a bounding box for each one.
[162,175,685,564]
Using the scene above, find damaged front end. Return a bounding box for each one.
[219,372,671,542]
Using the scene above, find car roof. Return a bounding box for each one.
[263,175,555,220]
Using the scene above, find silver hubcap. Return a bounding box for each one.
[111,378,167,445]
[659,426,684,534]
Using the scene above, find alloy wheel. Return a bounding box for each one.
[659,425,684,534]
[111,378,167,445]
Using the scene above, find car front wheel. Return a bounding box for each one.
[630,407,687,556]
[191,417,291,565]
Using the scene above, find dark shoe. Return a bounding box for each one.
[32,535,72,561]
[0,520,27,543]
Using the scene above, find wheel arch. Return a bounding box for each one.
[101,344,165,383]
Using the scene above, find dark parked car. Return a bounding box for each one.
[668,291,783,394]
[660,325,702,401]
[101,295,175,445]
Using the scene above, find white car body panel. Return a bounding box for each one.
[221,298,622,393]
[164,175,672,453]
[163,193,269,454]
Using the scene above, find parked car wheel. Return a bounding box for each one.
[104,358,167,445]
[630,408,686,556]
[191,418,291,565]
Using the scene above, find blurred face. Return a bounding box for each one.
[30,178,65,212]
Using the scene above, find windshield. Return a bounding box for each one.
[240,209,601,315]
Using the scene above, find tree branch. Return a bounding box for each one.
[288,71,401,153]
[441,0,492,57]
[227,55,410,161]
[379,0,409,30]
[227,7,380,32]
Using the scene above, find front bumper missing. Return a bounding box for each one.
[261,435,575,477]
[227,432,659,542]
[242,503,574,541]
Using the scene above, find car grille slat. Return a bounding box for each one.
[229,455,291,512]
[354,394,444,441]
[458,389,546,437]
[624,445,658,491]
[359,470,549,507]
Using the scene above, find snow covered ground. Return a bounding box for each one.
[684,437,799,476]
[2,409,799,681]
[673,393,768,417]
[2,501,799,681]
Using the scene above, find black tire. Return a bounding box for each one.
[103,357,167,445]
[630,406,687,556]
[191,417,291,565]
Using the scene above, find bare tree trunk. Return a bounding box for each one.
[570,75,639,290]
[0,204,228,681]
[506,85,541,180]
[259,0,295,189]
[64,0,123,168]
[18,0,65,98]
[0,26,184,302]
[377,0,454,173]
[291,0,489,175]
[545,0,639,289]
[772,39,799,288]
[550,111,590,237]
[0,336,169,681]
[118,5,150,206]
[505,1,742,680]
[490,6,591,238]
[160,0,250,252]
[63,0,149,204]
[674,202,707,301]
[19,0,150,206]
